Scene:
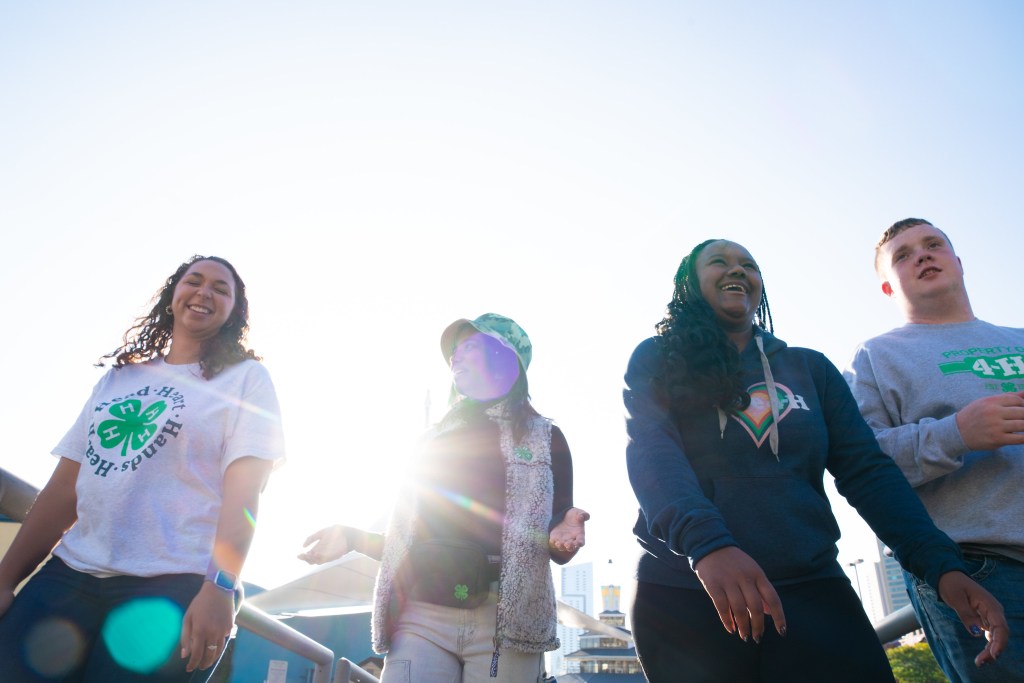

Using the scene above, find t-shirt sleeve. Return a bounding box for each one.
[52,371,111,463]
[222,363,287,471]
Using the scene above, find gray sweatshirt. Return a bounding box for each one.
[845,319,1024,556]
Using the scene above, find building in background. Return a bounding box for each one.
[846,551,888,624]
[875,539,912,618]
[559,585,643,682]
[549,562,593,676]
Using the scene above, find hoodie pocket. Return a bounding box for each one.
[710,475,840,580]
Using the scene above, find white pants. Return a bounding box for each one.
[380,589,546,683]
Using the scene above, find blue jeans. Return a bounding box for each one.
[0,557,222,682]
[905,553,1024,682]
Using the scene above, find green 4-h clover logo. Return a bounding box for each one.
[514,446,533,461]
[454,584,469,601]
[98,399,168,457]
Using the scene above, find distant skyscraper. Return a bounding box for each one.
[549,562,593,675]
[846,549,888,624]
[876,538,911,617]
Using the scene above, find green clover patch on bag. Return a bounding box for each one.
[408,539,491,608]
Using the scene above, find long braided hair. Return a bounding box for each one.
[654,239,773,413]
[98,255,259,379]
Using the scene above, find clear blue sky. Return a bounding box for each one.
[2,1,1022,604]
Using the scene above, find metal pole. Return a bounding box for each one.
[875,604,920,644]
[847,559,864,601]
[0,468,39,521]
[333,657,381,683]
[235,603,335,683]
[1,467,340,683]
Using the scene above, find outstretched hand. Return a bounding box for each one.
[693,546,787,643]
[549,507,590,554]
[937,571,1009,667]
[298,525,349,565]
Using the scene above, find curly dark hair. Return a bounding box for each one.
[99,255,259,379]
[654,239,773,413]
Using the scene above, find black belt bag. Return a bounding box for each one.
[407,539,499,609]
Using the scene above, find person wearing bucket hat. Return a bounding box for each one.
[439,314,533,407]
[300,313,589,682]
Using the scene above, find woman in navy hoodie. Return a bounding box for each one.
[624,239,1007,682]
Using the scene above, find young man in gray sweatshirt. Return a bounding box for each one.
[845,218,1024,682]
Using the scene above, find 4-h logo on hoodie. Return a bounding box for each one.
[731,382,800,447]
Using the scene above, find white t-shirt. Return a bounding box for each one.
[51,357,286,577]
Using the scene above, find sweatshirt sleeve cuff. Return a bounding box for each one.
[921,551,967,594]
[934,414,970,459]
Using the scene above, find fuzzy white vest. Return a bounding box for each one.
[371,405,559,654]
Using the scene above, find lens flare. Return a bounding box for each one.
[101,597,183,673]
[25,617,85,677]
[438,489,504,525]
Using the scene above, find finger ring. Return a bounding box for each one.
[207,644,218,651]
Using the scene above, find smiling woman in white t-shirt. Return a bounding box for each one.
[0,255,286,682]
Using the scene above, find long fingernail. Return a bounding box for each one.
[779,625,787,637]
[970,625,982,636]
[753,635,761,644]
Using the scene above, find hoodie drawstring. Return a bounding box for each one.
[717,333,781,461]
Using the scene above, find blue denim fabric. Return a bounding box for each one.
[905,553,1024,683]
[0,557,221,682]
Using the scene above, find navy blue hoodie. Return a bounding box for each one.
[624,331,965,591]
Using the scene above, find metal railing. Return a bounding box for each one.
[235,603,335,683]
[0,467,919,681]
[0,468,37,521]
[333,657,380,683]
[875,604,919,644]
[1,469,376,683]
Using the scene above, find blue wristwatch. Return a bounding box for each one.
[207,568,239,593]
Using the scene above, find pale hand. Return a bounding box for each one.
[179,582,234,673]
[956,392,1024,451]
[693,546,787,643]
[298,525,349,565]
[937,571,1009,667]
[549,507,590,553]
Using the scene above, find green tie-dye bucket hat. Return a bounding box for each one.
[440,312,532,372]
